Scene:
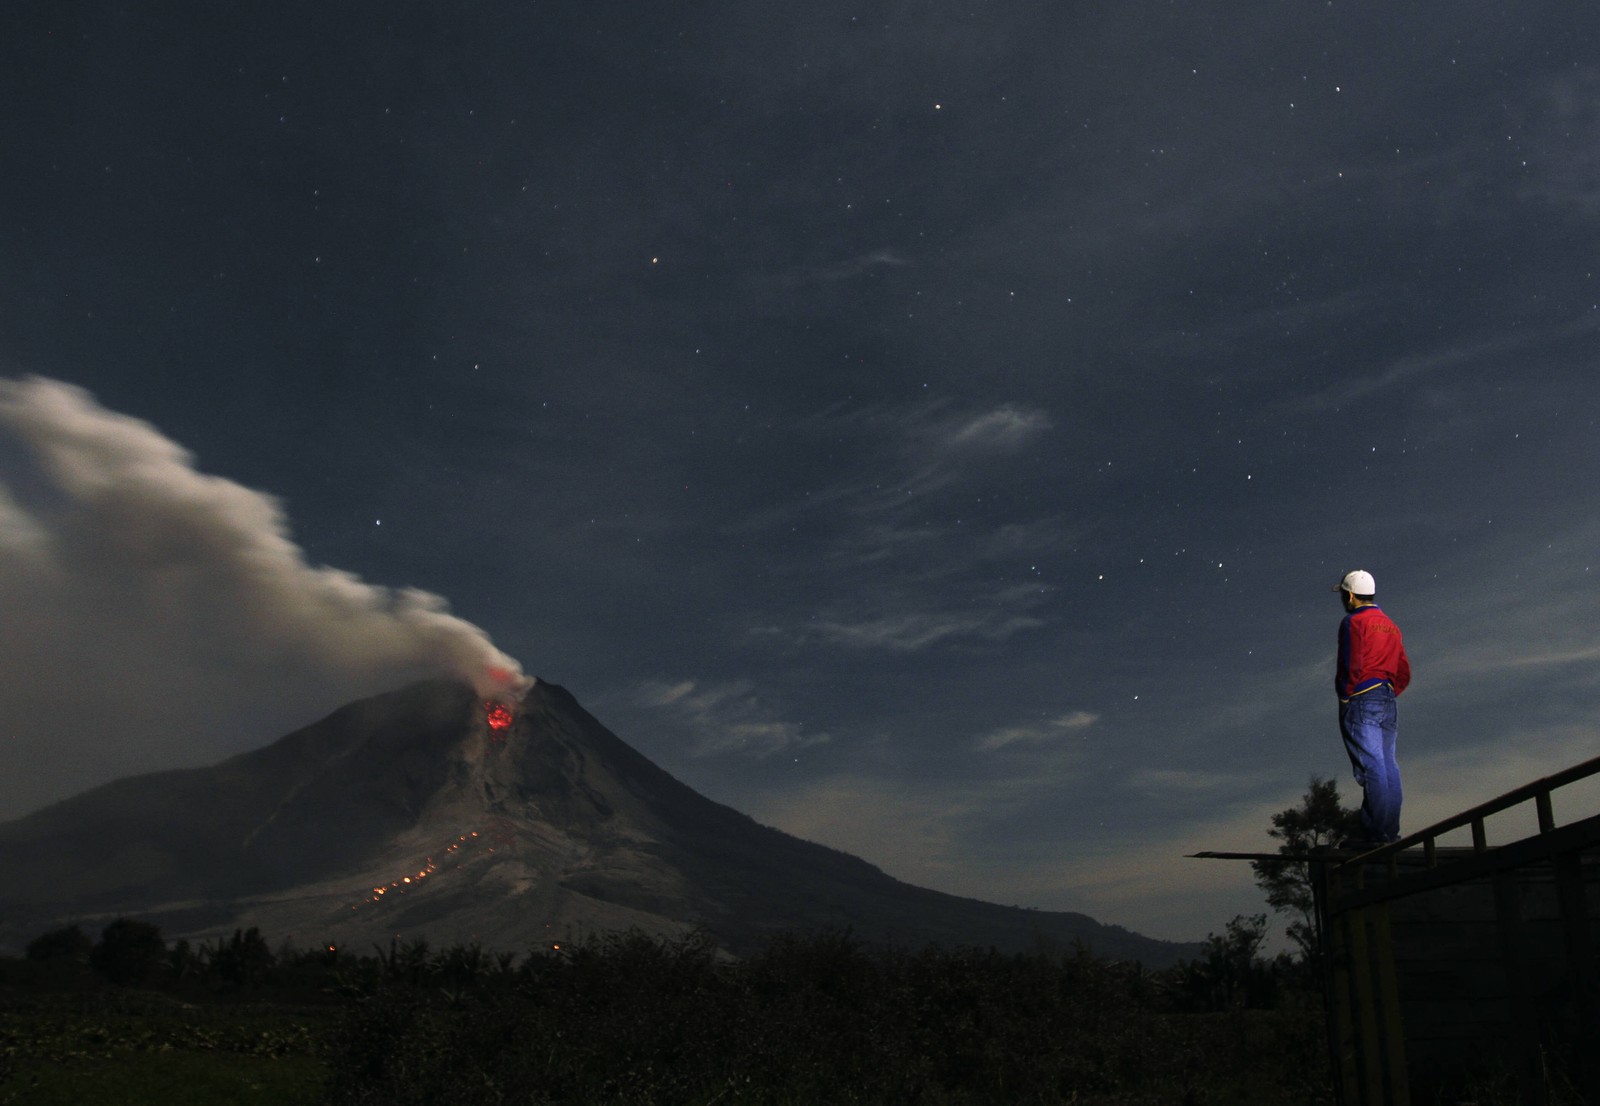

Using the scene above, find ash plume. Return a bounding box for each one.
[0,376,527,818]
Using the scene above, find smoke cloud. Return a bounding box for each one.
[0,376,527,819]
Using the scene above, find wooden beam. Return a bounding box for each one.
[1329,812,1600,912]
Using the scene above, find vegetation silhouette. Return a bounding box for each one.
[2,856,1347,1106]
[1251,776,1361,965]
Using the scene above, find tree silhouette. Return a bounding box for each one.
[1174,913,1277,1010]
[89,918,167,986]
[1251,776,1360,963]
[211,926,277,987]
[25,924,92,965]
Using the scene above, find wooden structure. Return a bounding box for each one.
[1198,754,1600,1105]
[1317,756,1600,1105]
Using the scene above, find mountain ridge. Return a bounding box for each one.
[0,678,1199,965]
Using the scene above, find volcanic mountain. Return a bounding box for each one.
[0,679,1195,964]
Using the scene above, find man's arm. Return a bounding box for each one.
[1335,617,1351,697]
[1393,640,1411,695]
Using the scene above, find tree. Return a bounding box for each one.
[168,938,198,982]
[26,925,93,970]
[89,918,167,986]
[1251,776,1360,963]
[210,927,276,988]
[1173,913,1278,1011]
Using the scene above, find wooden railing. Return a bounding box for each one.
[1335,751,1600,872]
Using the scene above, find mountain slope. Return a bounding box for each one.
[0,679,1197,964]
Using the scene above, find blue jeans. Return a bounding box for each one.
[1340,691,1402,842]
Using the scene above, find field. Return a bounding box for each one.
[2,928,1332,1105]
[0,991,325,1105]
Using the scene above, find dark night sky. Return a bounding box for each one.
[3,3,1599,943]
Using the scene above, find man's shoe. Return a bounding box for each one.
[1337,838,1382,852]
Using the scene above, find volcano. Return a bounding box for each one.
[0,679,1194,963]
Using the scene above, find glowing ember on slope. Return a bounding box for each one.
[356,829,502,907]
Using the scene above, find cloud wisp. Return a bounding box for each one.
[0,376,527,817]
[814,606,1047,653]
[942,404,1054,452]
[727,399,1066,654]
[1282,312,1600,416]
[974,710,1099,752]
[634,677,828,758]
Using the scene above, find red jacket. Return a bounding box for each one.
[1336,604,1410,701]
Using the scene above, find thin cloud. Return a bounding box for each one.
[1397,535,1600,697]
[1283,313,1599,414]
[808,248,913,283]
[815,609,1046,652]
[1516,67,1600,218]
[634,678,828,758]
[745,768,1279,943]
[1400,726,1600,846]
[747,776,969,890]
[1016,803,1289,945]
[742,399,1058,536]
[943,404,1054,451]
[975,711,1099,752]
[1128,768,1270,796]
[1501,645,1600,669]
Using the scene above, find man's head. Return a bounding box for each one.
[1334,569,1376,610]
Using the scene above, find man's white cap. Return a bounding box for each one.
[1334,569,1376,595]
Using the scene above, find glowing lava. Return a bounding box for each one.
[357,829,494,907]
[485,701,513,735]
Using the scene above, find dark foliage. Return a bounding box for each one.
[2,921,1331,1104]
[25,924,92,965]
[319,929,1328,1105]
[1169,914,1285,1012]
[1251,776,1361,963]
[89,918,168,987]
[209,926,278,988]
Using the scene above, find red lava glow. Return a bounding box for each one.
[485,701,513,734]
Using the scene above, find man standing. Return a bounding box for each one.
[1334,569,1411,846]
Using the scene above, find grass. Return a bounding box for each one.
[2,1051,325,1106]
[2,931,1336,1106]
[317,932,1334,1105]
[0,989,330,1106]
